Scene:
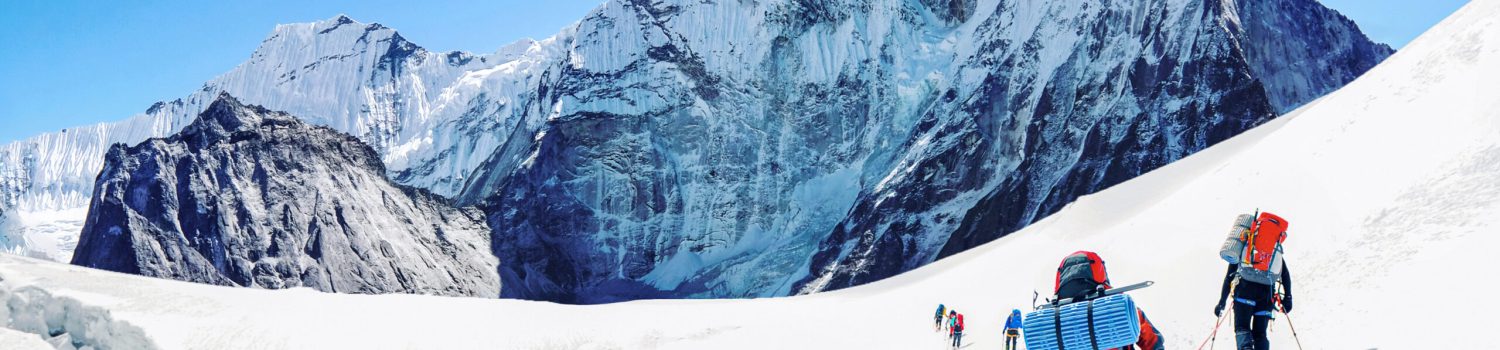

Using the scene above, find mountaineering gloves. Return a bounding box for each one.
[1214,302,1226,317]
[1281,295,1293,313]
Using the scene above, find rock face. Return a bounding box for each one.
[70,94,499,297]
[476,0,1391,302]
[795,0,1393,293]
[14,0,1391,303]
[1235,0,1398,113]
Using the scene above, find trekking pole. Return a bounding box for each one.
[1196,309,1230,350]
[1284,312,1306,350]
[1199,278,1240,350]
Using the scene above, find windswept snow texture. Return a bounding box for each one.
[8,0,1388,301]
[0,1,1493,346]
[69,94,499,298]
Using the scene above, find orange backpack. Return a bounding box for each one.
[1235,212,1289,286]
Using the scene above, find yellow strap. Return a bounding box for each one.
[1240,228,1255,265]
[1244,217,1264,265]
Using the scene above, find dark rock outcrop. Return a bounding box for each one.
[71,94,500,297]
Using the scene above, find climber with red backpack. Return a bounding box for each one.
[948,310,960,340]
[1214,211,1295,350]
[951,311,966,348]
[1034,251,1164,350]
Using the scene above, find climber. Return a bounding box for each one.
[1004,309,1023,350]
[1054,251,1164,350]
[1215,212,1295,350]
[948,309,958,339]
[951,311,965,348]
[935,304,947,331]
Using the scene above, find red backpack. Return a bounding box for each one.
[1237,212,1289,286]
[1054,251,1111,300]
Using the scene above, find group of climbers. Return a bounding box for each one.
[929,305,1021,349]
[925,210,1297,350]
[934,304,966,348]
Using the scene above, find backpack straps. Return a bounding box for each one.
[1242,218,1260,265]
[1087,299,1100,350]
[1053,307,1067,350]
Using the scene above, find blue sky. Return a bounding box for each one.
[0,0,1471,144]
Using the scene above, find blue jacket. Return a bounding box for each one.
[1005,310,1024,330]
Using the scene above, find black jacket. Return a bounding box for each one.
[1217,261,1292,309]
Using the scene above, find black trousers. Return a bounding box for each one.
[1233,281,1275,350]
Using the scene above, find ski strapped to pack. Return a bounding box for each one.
[1038,281,1155,309]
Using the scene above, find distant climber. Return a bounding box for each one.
[951,311,965,348]
[1004,309,1023,350]
[948,310,958,339]
[935,304,948,331]
[1215,212,1295,350]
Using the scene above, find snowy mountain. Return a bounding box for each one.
[69,94,499,297]
[0,0,1493,347]
[5,0,1389,302]
[796,0,1393,294]
[477,0,1388,301]
[0,14,554,261]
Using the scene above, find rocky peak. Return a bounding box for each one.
[71,94,500,297]
[175,93,267,142]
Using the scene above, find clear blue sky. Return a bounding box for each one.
[0,0,1471,144]
[0,0,603,144]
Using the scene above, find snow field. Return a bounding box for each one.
[0,1,1495,349]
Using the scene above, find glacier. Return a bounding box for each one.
[4,0,1391,302]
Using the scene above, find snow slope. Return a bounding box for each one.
[1,0,1495,348]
